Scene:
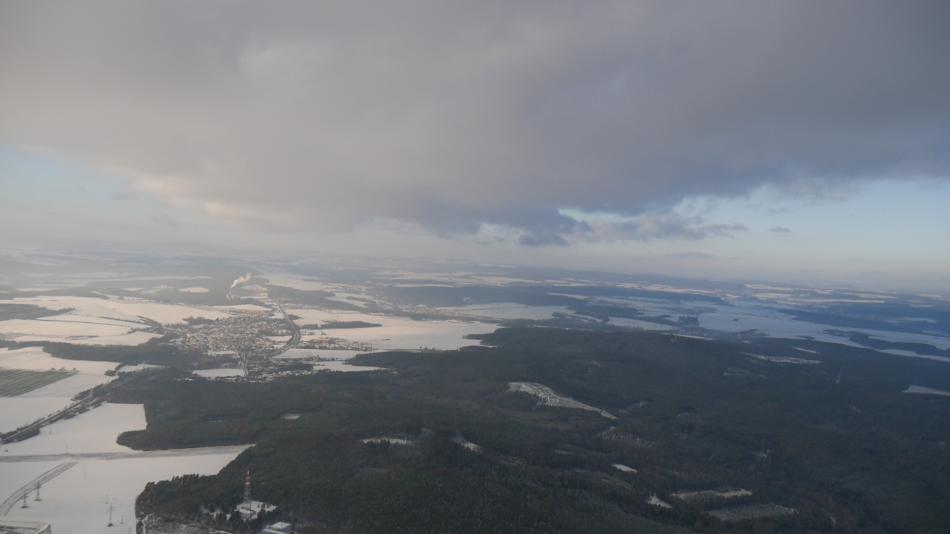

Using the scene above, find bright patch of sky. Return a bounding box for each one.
[2,146,948,292]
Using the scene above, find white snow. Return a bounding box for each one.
[903,385,950,397]
[213,304,271,313]
[744,353,821,365]
[437,303,571,321]
[289,308,495,351]
[0,460,63,503]
[671,488,753,502]
[311,360,385,373]
[1,401,246,534]
[450,437,483,453]
[0,318,135,339]
[0,348,115,433]
[609,317,675,331]
[0,403,145,456]
[275,348,365,361]
[361,437,412,446]
[193,368,246,378]
[612,463,638,473]
[0,296,229,326]
[879,349,950,364]
[3,452,242,534]
[647,494,673,509]
[178,287,210,293]
[508,382,616,419]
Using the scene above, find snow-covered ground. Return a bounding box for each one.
[193,368,246,379]
[0,295,234,346]
[178,287,210,293]
[437,303,572,321]
[903,385,950,397]
[0,401,246,534]
[0,347,115,433]
[671,488,753,502]
[276,348,366,361]
[612,463,638,473]
[213,303,270,313]
[361,437,412,446]
[0,317,157,346]
[2,452,242,534]
[271,348,383,372]
[0,296,229,326]
[290,308,495,351]
[696,301,950,351]
[508,382,616,419]
[311,360,385,373]
[609,317,675,331]
[1,403,144,456]
[744,353,821,365]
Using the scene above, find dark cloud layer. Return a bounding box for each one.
[2,1,948,245]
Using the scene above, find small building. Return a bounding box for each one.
[235,499,277,521]
[236,468,277,521]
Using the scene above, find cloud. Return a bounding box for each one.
[110,188,138,201]
[1,1,948,246]
[666,251,716,260]
[770,226,792,234]
[600,214,747,242]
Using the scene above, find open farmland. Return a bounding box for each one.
[0,368,76,397]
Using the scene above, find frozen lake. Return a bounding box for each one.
[290,308,495,351]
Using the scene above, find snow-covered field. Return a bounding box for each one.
[311,360,385,373]
[178,287,210,293]
[744,353,821,365]
[508,382,616,419]
[437,303,571,321]
[276,348,365,361]
[671,488,753,502]
[609,317,675,331]
[0,401,246,534]
[290,308,495,351]
[0,317,157,346]
[696,301,950,352]
[1,403,144,456]
[2,452,242,534]
[272,348,383,372]
[0,295,233,346]
[0,348,115,433]
[612,463,638,473]
[903,385,950,397]
[0,296,230,326]
[193,368,246,379]
[361,437,412,446]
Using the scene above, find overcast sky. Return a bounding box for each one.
[2,1,949,291]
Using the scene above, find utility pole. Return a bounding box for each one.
[108,501,114,527]
[34,481,41,501]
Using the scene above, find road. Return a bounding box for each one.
[0,444,252,464]
[240,297,301,378]
[0,461,76,516]
[0,372,144,445]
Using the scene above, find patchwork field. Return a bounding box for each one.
[0,368,76,397]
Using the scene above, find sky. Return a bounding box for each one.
[1,1,949,292]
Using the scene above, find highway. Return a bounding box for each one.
[0,462,76,516]
[0,444,252,464]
